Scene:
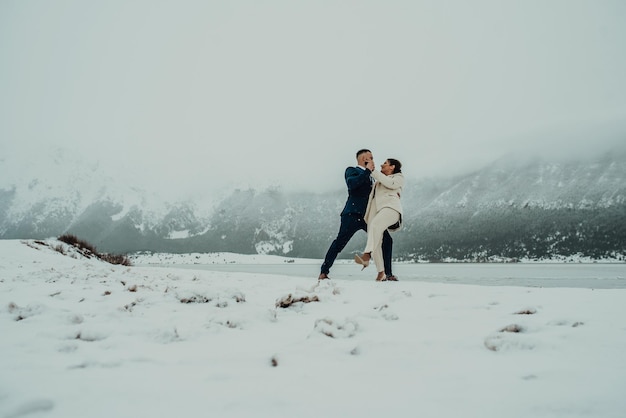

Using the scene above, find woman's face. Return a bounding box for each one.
[380,160,395,175]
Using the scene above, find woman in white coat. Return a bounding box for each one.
[354,158,404,281]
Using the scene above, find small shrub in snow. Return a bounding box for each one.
[180,295,213,304]
[59,234,97,256]
[275,293,320,308]
[500,324,524,333]
[99,253,132,266]
[514,308,537,315]
[56,234,131,266]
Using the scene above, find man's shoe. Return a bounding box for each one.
[318,273,330,280]
[386,275,398,281]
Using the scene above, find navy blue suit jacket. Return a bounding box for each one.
[340,166,372,217]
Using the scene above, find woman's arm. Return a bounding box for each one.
[371,170,404,190]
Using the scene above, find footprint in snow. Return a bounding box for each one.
[312,317,359,339]
[484,323,534,352]
[373,304,399,321]
[7,302,42,321]
[547,319,585,327]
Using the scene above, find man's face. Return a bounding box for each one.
[359,152,373,166]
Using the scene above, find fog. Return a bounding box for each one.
[1,0,625,198]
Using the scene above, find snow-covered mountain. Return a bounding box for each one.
[1,146,625,260]
[406,150,626,212]
[397,149,626,261]
[0,148,213,246]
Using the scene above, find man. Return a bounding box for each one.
[319,149,396,281]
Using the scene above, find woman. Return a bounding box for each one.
[354,158,404,281]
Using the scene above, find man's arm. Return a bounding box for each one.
[345,167,371,191]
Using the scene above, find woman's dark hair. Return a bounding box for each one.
[388,158,402,174]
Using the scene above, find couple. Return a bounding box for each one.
[318,149,404,282]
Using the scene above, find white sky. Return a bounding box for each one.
[1,0,625,197]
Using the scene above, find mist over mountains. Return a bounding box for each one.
[1,147,625,261]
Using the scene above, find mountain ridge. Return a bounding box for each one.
[1,147,625,261]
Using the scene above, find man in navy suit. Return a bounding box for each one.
[319,149,395,280]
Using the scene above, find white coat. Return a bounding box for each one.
[364,171,404,231]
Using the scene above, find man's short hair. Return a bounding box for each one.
[356,149,371,158]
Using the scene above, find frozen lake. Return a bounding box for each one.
[153,261,626,289]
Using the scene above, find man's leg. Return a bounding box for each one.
[320,215,363,275]
[382,230,393,276]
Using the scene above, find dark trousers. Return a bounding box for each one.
[321,214,393,276]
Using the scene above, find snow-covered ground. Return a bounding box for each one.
[129,250,320,265]
[130,251,626,289]
[2,239,625,418]
[129,250,625,265]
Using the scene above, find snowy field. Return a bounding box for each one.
[2,239,625,418]
[131,252,626,289]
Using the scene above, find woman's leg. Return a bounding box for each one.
[364,208,400,273]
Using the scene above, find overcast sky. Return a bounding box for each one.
[1,0,625,198]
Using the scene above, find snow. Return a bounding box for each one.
[166,230,191,240]
[1,239,625,418]
[130,251,319,265]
